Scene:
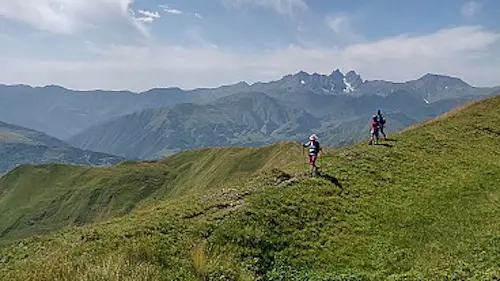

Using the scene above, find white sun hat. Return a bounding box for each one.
[309,134,318,140]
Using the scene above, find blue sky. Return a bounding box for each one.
[0,0,499,91]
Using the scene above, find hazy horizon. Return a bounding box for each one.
[1,70,497,93]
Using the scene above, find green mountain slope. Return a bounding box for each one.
[320,111,418,146]
[318,96,481,147]
[0,142,302,243]
[0,120,66,147]
[1,94,500,280]
[0,121,124,174]
[69,92,318,159]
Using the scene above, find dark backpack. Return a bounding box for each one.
[309,141,320,154]
[376,115,385,125]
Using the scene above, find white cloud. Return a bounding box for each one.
[158,4,203,18]
[326,14,348,34]
[136,9,160,23]
[461,1,483,20]
[325,13,362,42]
[0,0,147,39]
[222,0,308,15]
[1,26,499,91]
[159,4,183,14]
[136,17,154,23]
[138,10,160,18]
[342,26,499,61]
[165,8,182,14]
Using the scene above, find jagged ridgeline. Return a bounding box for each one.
[1,72,496,161]
[1,95,500,280]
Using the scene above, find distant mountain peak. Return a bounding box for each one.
[293,70,310,79]
[235,81,250,87]
[402,72,476,102]
[417,73,469,85]
[344,70,364,92]
[276,69,365,95]
[330,69,344,76]
[411,73,471,89]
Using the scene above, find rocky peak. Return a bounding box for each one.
[276,69,365,95]
[344,70,364,92]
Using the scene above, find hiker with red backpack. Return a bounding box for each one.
[302,134,322,176]
[369,115,380,145]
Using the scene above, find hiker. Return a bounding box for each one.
[369,115,379,145]
[303,134,322,176]
[376,109,387,140]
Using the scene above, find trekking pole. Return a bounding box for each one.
[320,151,323,170]
[302,146,308,173]
[302,146,305,163]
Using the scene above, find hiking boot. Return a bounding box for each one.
[314,166,319,176]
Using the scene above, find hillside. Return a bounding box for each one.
[0,142,302,243]
[1,95,499,280]
[0,121,124,174]
[69,92,318,159]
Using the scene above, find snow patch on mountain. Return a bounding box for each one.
[343,77,354,93]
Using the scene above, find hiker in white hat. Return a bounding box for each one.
[302,134,322,176]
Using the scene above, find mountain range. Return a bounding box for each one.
[68,72,498,159]
[0,121,124,174]
[1,70,498,160]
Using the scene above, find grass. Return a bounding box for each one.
[0,95,499,280]
[0,142,302,243]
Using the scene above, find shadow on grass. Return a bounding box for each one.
[318,173,343,189]
[385,138,398,142]
[375,143,393,147]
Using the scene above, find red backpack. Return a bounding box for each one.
[371,118,378,129]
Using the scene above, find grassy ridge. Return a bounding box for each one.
[1,95,500,280]
[0,142,302,243]
[214,95,500,279]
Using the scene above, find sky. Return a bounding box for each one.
[0,0,499,91]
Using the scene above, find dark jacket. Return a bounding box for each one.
[303,140,321,156]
